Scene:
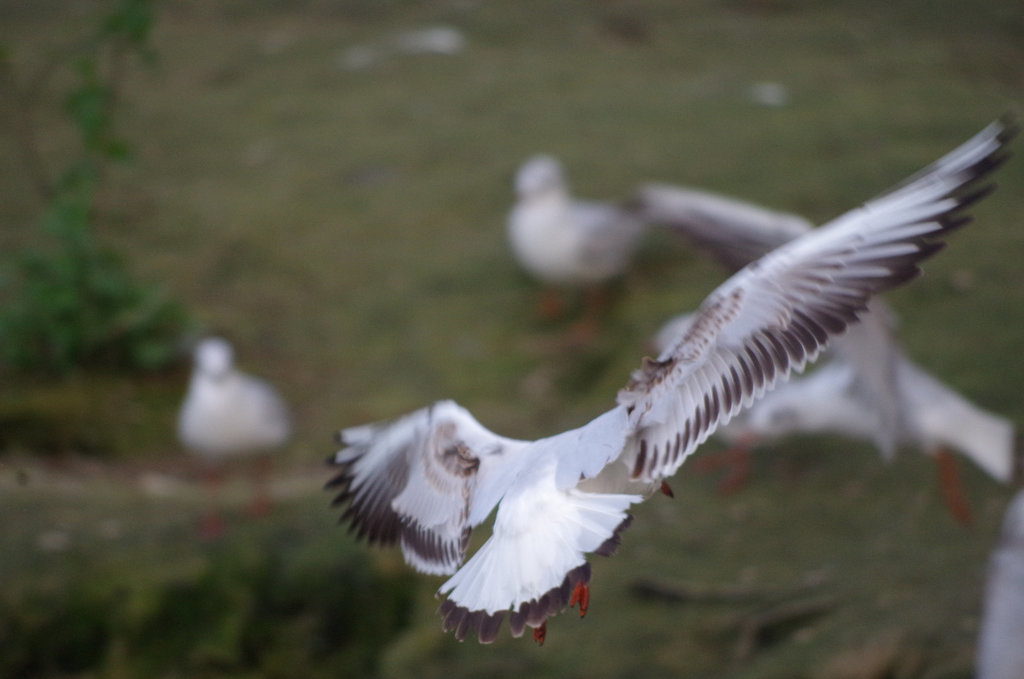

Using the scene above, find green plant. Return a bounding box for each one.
[0,522,417,679]
[0,0,190,375]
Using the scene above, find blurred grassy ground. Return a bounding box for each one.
[1,0,1023,677]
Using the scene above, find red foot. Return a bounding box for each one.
[935,448,973,526]
[569,582,590,617]
[533,621,547,645]
[199,513,226,540]
[660,481,675,498]
[538,289,568,321]
[564,317,600,347]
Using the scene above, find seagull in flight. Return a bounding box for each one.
[640,180,1016,522]
[327,119,1015,644]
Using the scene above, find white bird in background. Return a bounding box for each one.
[179,337,292,538]
[976,489,1024,679]
[507,154,646,333]
[327,119,1013,644]
[640,179,1016,524]
[655,307,1015,522]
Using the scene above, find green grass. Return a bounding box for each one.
[1,0,1023,677]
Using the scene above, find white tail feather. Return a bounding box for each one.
[439,486,638,615]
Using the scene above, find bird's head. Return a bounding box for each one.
[515,154,566,198]
[194,337,234,379]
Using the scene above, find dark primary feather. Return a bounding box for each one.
[326,427,409,546]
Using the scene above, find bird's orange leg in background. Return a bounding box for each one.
[245,455,274,518]
[934,447,973,526]
[559,286,609,347]
[538,288,568,321]
[693,433,757,494]
[200,466,226,540]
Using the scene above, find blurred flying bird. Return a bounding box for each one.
[507,154,646,335]
[328,118,1014,644]
[641,181,1015,524]
[655,306,1015,522]
[179,337,291,538]
[633,182,813,269]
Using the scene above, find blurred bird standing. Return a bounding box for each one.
[508,154,645,338]
[178,337,291,538]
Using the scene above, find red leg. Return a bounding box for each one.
[538,289,568,321]
[200,466,226,539]
[200,512,226,540]
[718,444,753,494]
[569,581,590,617]
[245,455,274,518]
[533,621,547,645]
[564,316,600,347]
[935,447,973,526]
[694,435,756,495]
[583,285,611,319]
[566,286,613,346]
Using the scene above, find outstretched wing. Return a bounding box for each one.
[618,117,1015,482]
[326,400,518,575]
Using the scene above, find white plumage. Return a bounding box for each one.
[507,154,645,287]
[179,337,291,535]
[329,119,1014,643]
[179,337,291,458]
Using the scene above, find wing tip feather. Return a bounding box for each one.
[438,563,595,643]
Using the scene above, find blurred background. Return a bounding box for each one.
[1,1,1022,677]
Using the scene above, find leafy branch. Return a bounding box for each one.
[0,0,191,376]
